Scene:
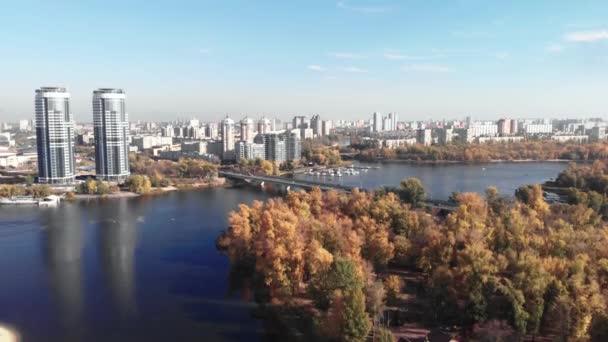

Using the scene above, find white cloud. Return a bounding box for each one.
[564,30,608,42]
[329,52,365,59]
[337,1,390,13]
[546,43,564,53]
[308,65,326,72]
[402,64,452,73]
[342,66,368,73]
[383,52,429,60]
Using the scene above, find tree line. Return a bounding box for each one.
[129,155,218,187]
[0,184,53,198]
[355,141,608,162]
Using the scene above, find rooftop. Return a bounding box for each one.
[36,87,67,93]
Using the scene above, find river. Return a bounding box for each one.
[0,162,567,341]
[295,161,568,199]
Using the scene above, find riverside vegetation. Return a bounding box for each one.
[353,141,608,163]
[217,163,608,341]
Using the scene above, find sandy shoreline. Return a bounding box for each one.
[71,177,228,201]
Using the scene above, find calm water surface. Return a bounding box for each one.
[0,162,567,341]
[295,161,568,199]
[0,188,267,342]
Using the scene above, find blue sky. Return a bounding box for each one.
[1,0,607,122]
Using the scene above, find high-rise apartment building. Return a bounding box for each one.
[206,123,219,139]
[286,132,302,161]
[254,132,301,163]
[322,120,333,136]
[35,87,76,184]
[92,88,130,182]
[416,128,432,146]
[390,113,398,131]
[438,128,453,145]
[372,112,383,133]
[310,115,322,136]
[497,119,513,135]
[293,116,308,130]
[221,116,235,160]
[162,124,174,137]
[257,117,271,134]
[240,117,255,142]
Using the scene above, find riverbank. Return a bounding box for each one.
[72,177,228,200]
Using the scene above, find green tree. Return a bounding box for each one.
[341,287,371,342]
[398,178,426,208]
[24,175,34,186]
[310,257,365,310]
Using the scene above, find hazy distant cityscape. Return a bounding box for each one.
[0,86,606,182]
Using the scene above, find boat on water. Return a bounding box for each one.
[38,195,62,206]
[0,195,62,206]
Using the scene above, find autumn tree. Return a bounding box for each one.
[126,175,152,194]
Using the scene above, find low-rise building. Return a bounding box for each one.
[383,138,417,149]
[131,136,173,150]
[158,150,219,163]
[523,124,553,135]
[477,136,525,144]
[181,141,208,154]
[551,135,588,143]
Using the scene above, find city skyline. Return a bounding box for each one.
[1,1,608,121]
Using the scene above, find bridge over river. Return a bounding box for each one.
[219,171,457,210]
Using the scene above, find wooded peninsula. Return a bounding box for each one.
[217,161,608,341]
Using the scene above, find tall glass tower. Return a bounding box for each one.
[35,87,76,184]
[92,88,130,182]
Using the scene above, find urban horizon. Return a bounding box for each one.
[0,86,606,124]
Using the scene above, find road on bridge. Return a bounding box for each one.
[219,171,458,210]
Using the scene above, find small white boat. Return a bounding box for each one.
[38,195,62,206]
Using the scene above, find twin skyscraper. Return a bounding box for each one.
[35,87,130,184]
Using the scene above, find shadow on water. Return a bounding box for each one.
[97,199,140,319]
[41,204,85,341]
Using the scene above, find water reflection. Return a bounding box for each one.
[41,204,84,340]
[98,199,139,319]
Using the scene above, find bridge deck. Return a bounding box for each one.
[219,171,457,210]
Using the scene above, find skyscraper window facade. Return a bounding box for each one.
[92,88,130,182]
[35,87,76,184]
